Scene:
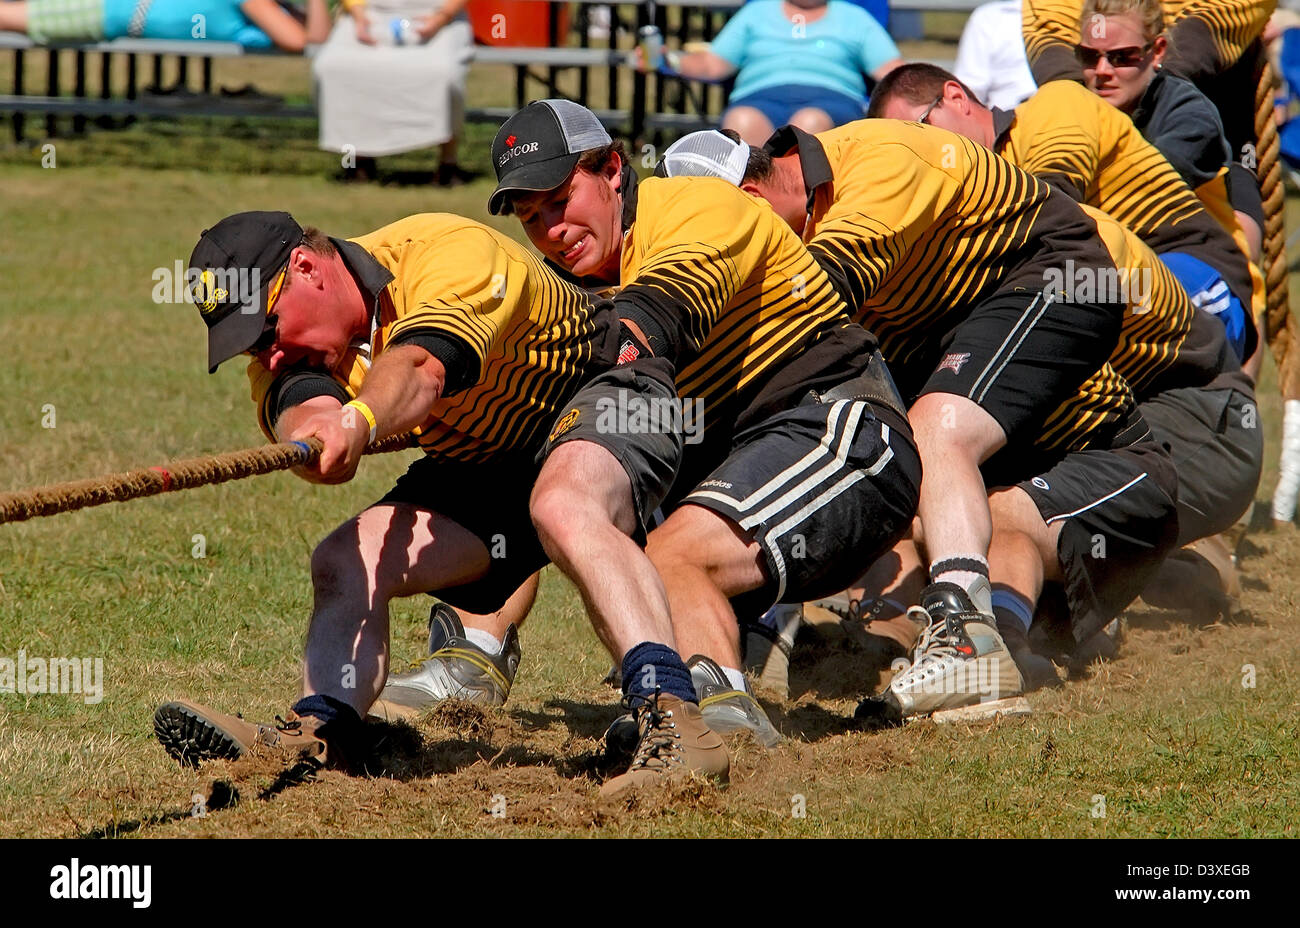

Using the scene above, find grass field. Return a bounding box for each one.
[2,116,1300,838]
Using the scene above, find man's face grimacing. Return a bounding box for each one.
[512,153,624,282]
[252,247,359,375]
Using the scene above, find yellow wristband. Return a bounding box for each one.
[342,0,367,11]
[344,399,378,445]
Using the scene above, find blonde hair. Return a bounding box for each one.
[1080,0,1166,44]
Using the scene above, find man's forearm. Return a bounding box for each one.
[348,343,447,440]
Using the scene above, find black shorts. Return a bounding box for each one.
[377,360,682,614]
[377,452,549,615]
[919,288,1120,446]
[539,357,684,529]
[1015,437,1180,645]
[1138,385,1262,545]
[682,398,921,617]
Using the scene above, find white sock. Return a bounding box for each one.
[721,665,749,693]
[464,628,503,655]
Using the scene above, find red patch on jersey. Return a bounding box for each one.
[938,352,971,375]
[505,134,517,147]
[617,340,641,364]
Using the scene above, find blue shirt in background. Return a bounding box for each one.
[712,1,899,102]
[103,0,273,47]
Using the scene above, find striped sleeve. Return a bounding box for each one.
[1022,0,1085,84]
[385,229,517,378]
[807,136,962,313]
[1166,0,1274,81]
[617,181,754,362]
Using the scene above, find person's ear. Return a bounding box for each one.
[288,246,321,287]
[740,180,763,198]
[1151,34,1167,69]
[609,151,624,194]
[946,80,970,113]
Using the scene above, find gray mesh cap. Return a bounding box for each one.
[488,99,613,214]
[656,130,749,186]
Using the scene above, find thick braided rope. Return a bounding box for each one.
[0,433,415,525]
[1256,56,1300,399]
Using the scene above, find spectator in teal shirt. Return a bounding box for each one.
[666,0,903,144]
[2,0,329,50]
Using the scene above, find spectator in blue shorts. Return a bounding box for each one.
[665,0,902,144]
[0,0,329,51]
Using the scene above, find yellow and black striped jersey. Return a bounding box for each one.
[249,213,618,463]
[1085,204,1193,397]
[995,80,1259,354]
[774,121,1106,385]
[1023,0,1274,85]
[767,121,1135,454]
[615,175,865,434]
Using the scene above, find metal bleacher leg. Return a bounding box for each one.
[202,57,213,94]
[99,51,113,128]
[152,54,163,90]
[577,4,590,106]
[177,55,189,89]
[45,48,59,138]
[73,50,87,135]
[126,53,138,127]
[13,48,25,143]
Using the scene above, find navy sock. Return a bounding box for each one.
[990,589,1035,633]
[292,693,362,730]
[621,642,697,704]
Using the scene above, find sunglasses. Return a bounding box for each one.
[1074,43,1153,69]
[249,314,279,356]
[917,93,944,125]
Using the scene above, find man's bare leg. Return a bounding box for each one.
[908,392,1007,609]
[304,503,493,717]
[647,504,768,668]
[986,486,1064,690]
[451,571,539,643]
[529,441,676,656]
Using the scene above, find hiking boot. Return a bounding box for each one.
[598,692,729,798]
[855,583,1027,726]
[1142,537,1240,623]
[369,604,520,720]
[153,699,344,771]
[742,604,800,699]
[1068,616,1127,674]
[603,712,639,766]
[995,617,1061,692]
[689,655,782,748]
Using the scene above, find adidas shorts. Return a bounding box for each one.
[917,288,1121,447]
[681,398,921,617]
[1138,385,1262,545]
[1014,437,1180,644]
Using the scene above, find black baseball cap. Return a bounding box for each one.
[188,210,302,373]
[488,99,613,215]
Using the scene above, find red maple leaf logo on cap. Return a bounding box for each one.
[505,135,517,147]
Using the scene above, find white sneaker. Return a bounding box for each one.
[857,583,1027,725]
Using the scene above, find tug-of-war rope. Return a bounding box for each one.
[0,433,415,525]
